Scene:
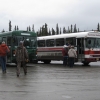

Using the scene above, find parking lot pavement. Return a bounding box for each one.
[0,62,100,100]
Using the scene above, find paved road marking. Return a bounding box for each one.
[62,95,72,99]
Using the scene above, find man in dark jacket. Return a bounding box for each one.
[0,41,10,74]
[62,45,68,66]
[15,41,29,77]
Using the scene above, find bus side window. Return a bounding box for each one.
[86,39,92,48]
[38,40,45,47]
[46,39,54,47]
[95,39,100,48]
[7,37,12,46]
[66,38,76,46]
[66,39,71,45]
[73,38,76,46]
[56,38,64,46]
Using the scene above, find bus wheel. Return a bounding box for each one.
[43,60,51,64]
[33,60,38,64]
[83,62,89,66]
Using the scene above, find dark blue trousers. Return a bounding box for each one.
[63,56,68,66]
[0,56,6,72]
[69,57,75,68]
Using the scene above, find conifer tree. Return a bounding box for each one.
[68,26,70,33]
[2,29,5,32]
[74,24,77,32]
[48,29,51,35]
[63,27,66,33]
[14,25,16,30]
[32,24,34,32]
[71,24,72,33]
[56,23,59,35]
[17,26,19,30]
[37,31,39,36]
[40,27,42,36]
[27,27,28,31]
[42,25,45,36]
[60,27,61,34]
[52,28,55,35]
[9,20,12,31]
[97,23,99,31]
[44,23,48,36]
[29,26,31,31]
[78,28,79,32]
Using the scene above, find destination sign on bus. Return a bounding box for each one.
[21,33,30,35]
[88,33,100,36]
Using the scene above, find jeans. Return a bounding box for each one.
[63,56,68,66]
[0,56,6,72]
[69,57,75,67]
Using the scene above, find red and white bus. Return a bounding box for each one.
[37,31,100,65]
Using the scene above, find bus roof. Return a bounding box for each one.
[37,31,100,40]
[0,30,37,37]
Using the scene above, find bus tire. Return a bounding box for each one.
[83,62,89,66]
[43,60,51,64]
[33,60,38,64]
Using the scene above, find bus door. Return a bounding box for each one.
[77,38,85,62]
[7,36,14,63]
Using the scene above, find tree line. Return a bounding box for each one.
[1,21,100,37]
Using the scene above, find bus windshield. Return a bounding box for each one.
[12,36,37,48]
[86,38,100,48]
[23,37,37,48]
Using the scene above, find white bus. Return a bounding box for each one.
[37,31,100,65]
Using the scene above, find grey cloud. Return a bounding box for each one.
[0,0,100,32]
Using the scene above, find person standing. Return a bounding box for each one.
[67,45,71,66]
[66,41,71,47]
[68,46,77,68]
[62,45,68,66]
[0,41,10,74]
[15,41,29,77]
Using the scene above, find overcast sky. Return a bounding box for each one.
[0,0,100,32]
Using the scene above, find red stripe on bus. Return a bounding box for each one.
[38,47,100,55]
[85,51,100,54]
[37,47,63,51]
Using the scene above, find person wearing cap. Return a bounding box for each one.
[62,45,69,66]
[0,41,10,74]
[68,45,77,68]
[15,41,29,77]
[66,41,71,46]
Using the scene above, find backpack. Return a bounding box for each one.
[16,47,28,62]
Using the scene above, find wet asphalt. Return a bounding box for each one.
[0,61,100,100]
